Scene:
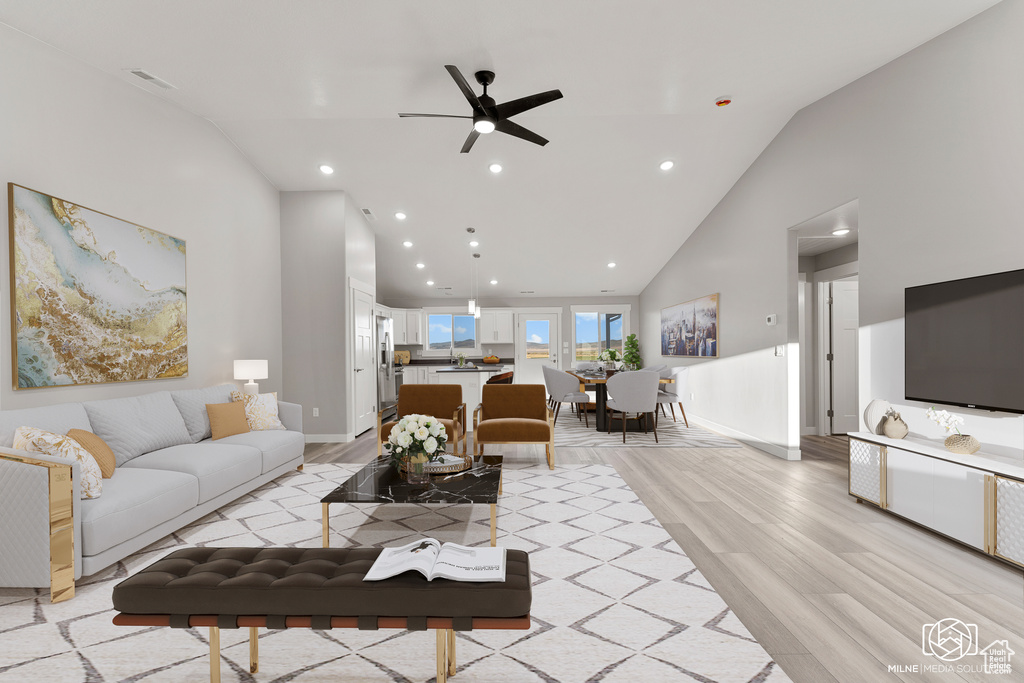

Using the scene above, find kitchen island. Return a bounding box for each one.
[430,366,507,430]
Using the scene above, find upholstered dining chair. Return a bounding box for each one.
[542,365,592,427]
[605,370,661,443]
[656,365,689,426]
[486,371,514,384]
[474,384,555,469]
[378,384,467,456]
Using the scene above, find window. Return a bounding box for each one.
[525,319,550,359]
[571,305,630,362]
[426,313,477,355]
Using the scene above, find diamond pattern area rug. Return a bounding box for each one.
[553,411,741,448]
[0,463,788,683]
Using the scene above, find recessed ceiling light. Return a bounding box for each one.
[416,263,425,269]
[402,240,413,247]
[395,212,407,220]
[659,160,674,171]
[607,262,616,268]
[832,228,851,236]
[319,165,334,175]
[426,280,435,286]
[490,279,498,285]
[489,163,503,174]
[469,240,479,247]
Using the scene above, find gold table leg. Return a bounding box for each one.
[490,504,497,547]
[209,626,221,683]
[249,626,259,673]
[322,502,330,548]
[447,628,457,676]
[436,629,448,683]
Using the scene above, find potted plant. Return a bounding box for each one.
[622,334,642,371]
[926,407,980,454]
[385,414,448,483]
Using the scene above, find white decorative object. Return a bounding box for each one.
[863,399,891,435]
[849,438,883,505]
[234,359,268,395]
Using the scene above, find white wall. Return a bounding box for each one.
[281,191,376,440]
[0,24,282,408]
[639,0,1024,459]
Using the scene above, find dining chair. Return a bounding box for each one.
[486,371,514,384]
[605,371,660,443]
[543,365,592,427]
[656,365,689,427]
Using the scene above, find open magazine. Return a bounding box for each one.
[363,538,506,582]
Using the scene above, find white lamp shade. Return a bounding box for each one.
[234,359,268,381]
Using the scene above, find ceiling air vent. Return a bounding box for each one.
[361,208,377,221]
[519,290,535,294]
[125,69,176,90]
[600,289,616,293]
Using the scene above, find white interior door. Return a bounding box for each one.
[831,278,859,434]
[353,289,376,436]
[514,313,559,386]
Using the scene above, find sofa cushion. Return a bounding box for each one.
[80,468,198,557]
[476,418,551,443]
[213,430,304,474]
[0,403,92,448]
[83,392,192,466]
[207,402,250,440]
[170,385,236,442]
[67,429,117,478]
[121,443,262,504]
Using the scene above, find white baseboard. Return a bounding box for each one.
[305,433,352,443]
[691,416,801,461]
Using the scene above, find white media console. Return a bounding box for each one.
[848,432,1024,569]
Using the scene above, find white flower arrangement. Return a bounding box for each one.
[385,414,447,469]
[926,407,964,435]
[598,348,621,362]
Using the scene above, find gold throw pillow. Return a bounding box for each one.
[207,402,250,440]
[67,429,117,478]
[231,391,287,431]
[14,426,103,499]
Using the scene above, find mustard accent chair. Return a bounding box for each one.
[378,384,467,457]
[473,384,554,469]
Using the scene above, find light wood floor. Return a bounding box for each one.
[305,432,1024,683]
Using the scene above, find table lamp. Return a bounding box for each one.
[234,359,268,395]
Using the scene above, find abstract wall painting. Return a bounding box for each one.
[661,293,718,357]
[8,184,187,388]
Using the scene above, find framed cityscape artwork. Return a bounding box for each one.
[661,293,718,357]
[8,183,187,388]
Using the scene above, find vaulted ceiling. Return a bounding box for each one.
[0,0,1001,301]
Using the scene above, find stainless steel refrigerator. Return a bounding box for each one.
[376,315,397,419]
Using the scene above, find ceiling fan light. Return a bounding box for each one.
[473,117,496,134]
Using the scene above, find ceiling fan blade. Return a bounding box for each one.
[460,129,481,154]
[495,119,549,146]
[495,89,563,119]
[445,65,484,111]
[398,113,472,118]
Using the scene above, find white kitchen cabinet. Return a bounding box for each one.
[392,310,408,344]
[480,309,514,344]
[402,367,427,385]
[406,310,423,345]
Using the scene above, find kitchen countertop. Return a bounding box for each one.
[435,365,507,373]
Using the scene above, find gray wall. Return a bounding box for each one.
[639,0,1024,458]
[281,191,375,439]
[0,24,283,409]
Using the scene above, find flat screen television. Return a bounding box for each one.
[905,267,1024,414]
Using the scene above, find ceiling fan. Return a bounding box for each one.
[399,65,563,153]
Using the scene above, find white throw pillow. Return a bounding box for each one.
[231,391,287,431]
[14,426,103,499]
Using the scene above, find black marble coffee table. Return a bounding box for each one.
[321,455,504,548]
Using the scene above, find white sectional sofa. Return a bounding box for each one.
[0,385,303,596]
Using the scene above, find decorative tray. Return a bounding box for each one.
[399,454,473,475]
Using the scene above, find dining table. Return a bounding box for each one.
[566,370,674,432]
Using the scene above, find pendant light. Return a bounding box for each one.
[473,253,481,318]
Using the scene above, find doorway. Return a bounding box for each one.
[821,277,859,434]
[352,287,376,436]
[514,313,560,385]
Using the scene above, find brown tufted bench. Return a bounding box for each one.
[111,546,532,683]
[473,384,555,469]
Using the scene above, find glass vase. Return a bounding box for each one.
[405,454,430,484]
